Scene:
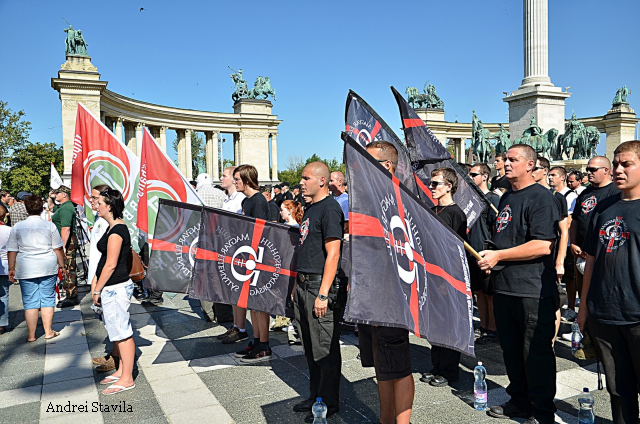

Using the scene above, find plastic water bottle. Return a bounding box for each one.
[473,362,488,411]
[311,397,327,424]
[571,321,582,355]
[578,388,595,424]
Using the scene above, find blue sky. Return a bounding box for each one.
[1,0,638,170]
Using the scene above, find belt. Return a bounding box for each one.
[297,273,323,283]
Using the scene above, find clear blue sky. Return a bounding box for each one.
[1,0,638,169]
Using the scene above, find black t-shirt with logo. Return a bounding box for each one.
[491,174,512,192]
[583,194,640,324]
[491,183,560,298]
[241,192,270,220]
[571,183,619,246]
[468,192,500,252]
[297,195,344,275]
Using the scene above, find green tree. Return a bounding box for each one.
[0,101,32,181]
[277,154,345,184]
[2,142,64,195]
[172,132,205,179]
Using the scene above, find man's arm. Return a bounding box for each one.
[60,227,71,250]
[313,237,341,318]
[555,216,570,280]
[477,239,554,271]
[576,254,595,333]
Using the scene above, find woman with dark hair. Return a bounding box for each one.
[232,164,272,363]
[92,189,136,395]
[7,195,66,342]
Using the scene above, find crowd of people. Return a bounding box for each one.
[1,139,639,423]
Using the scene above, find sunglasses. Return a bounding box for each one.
[469,172,482,178]
[533,166,547,172]
[585,166,605,173]
[429,181,446,189]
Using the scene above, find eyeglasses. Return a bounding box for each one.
[429,181,446,189]
[469,172,482,178]
[533,166,547,172]
[585,166,605,173]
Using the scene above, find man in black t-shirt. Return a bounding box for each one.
[292,162,344,422]
[490,153,512,194]
[281,182,294,201]
[292,185,306,207]
[570,156,618,299]
[478,144,559,424]
[577,141,640,424]
[273,184,284,207]
[261,187,280,222]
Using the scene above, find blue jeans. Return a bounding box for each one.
[0,275,10,327]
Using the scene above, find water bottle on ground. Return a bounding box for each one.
[473,362,488,411]
[571,321,582,355]
[578,387,595,424]
[311,397,327,424]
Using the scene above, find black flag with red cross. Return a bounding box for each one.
[343,132,475,356]
[188,206,300,318]
[391,86,489,229]
[145,199,202,294]
[345,90,424,202]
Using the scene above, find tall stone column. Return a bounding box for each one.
[150,126,161,149]
[135,122,145,157]
[177,129,193,180]
[159,126,167,152]
[205,131,219,180]
[522,0,552,87]
[124,122,137,153]
[234,133,240,165]
[270,133,278,181]
[115,117,124,144]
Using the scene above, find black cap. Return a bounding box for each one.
[281,182,290,187]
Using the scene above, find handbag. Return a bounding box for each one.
[128,248,146,283]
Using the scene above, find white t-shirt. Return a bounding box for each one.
[0,224,11,275]
[87,216,109,285]
[6,216,63,280]
[222,191,246,214]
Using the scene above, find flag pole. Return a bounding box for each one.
[490,204,499,214]
[464,242,483,261]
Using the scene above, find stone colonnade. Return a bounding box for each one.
[52,55,281,183]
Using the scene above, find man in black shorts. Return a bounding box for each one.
[358,141,414,424]
[292,162,345,423]
[478,144,559,424]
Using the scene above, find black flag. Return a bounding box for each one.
[145,199,202,294]
[343,132,475,356]
[189,207,300,317]
[345,90,422,200]
[391,86,489,228]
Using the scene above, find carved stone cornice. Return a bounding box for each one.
[51,78,108,94]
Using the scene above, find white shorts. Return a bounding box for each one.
[101,280,134,342]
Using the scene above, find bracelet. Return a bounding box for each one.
[8,268,15,271]
[93,291,101,296]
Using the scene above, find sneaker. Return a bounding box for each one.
[92,354,112,365]
[217,327,237,340]
[281,325,295,332]
[57,297,79,308]
[222,329,248,344]
[487,402,531,419]
[235,343,255,358]
[560,309,578,323]
[96,356,117,373]
[240,348,272,363]
[476,331,498,345]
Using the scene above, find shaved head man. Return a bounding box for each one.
[293,161,345,421]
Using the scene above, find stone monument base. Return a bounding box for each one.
[550,158,589,172]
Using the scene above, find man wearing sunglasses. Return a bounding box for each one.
[569,157,618,304]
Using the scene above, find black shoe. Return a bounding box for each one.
[222,329,248,344]
[420,372,435,383]
[240,348,272,364]
[217,326,236,340]
[476,331,498,345]
[429,375,449,387]
[292,398,315,412]
[57,297,79,308]
[523,419,540,424]
[235,343,255,358]
[487,402,531,420]
[304,406,339,423]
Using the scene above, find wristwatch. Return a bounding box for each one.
[317,294,328,301]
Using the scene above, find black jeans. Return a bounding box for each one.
[430,346,461,381]
[294,281,344,408]
[589,319,640,424]
[493,293,557,423]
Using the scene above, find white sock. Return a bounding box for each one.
[238,328,246,333]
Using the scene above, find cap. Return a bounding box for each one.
[54,185,71,195]
[292,185,300,190]
[281,181,290,187]
[16,191,32,201]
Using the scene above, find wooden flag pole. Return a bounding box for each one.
[464,241,483,261]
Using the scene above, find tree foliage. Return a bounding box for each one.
[2,142,64,196]
[0,100,32,176]
[277,154,345,185]
[172,132,206,179]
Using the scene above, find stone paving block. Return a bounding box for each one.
[166,404,234,424]
[43,363,95,384]
[52,309,83,324]
[101,397,166,424]
[0,400,40,424]
[556,367,603,392]
[41,376,96,402]
[44,340,89,356]
[155,387,220,415]
[136,346,185,367]
[0,358,44,377]
[45,333,90,349]
[189,353,237,373]
[40,412,104,424]
[0,384,42,409]
[0,370,44,392]
[140,361,192,381]
[271,344,303,359]
[45,351,93,372]
[40,390,100,418]
[149,373,208,395]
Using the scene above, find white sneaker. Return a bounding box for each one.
[561,332,573,342]
[281,325,295,332]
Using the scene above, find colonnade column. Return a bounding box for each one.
[234,133,240,165]
[205,131,219,180]
[115,118,124,144]
[124,122,137,153]
[159,126,167,152]
[135,123,145,157]
[270,133,278,181]
[150,127,161,150]
[177,129,193,180]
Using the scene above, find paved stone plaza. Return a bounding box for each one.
[0,282,617,423]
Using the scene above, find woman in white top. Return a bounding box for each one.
[0,207,11,334]
[7,195,66,342]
